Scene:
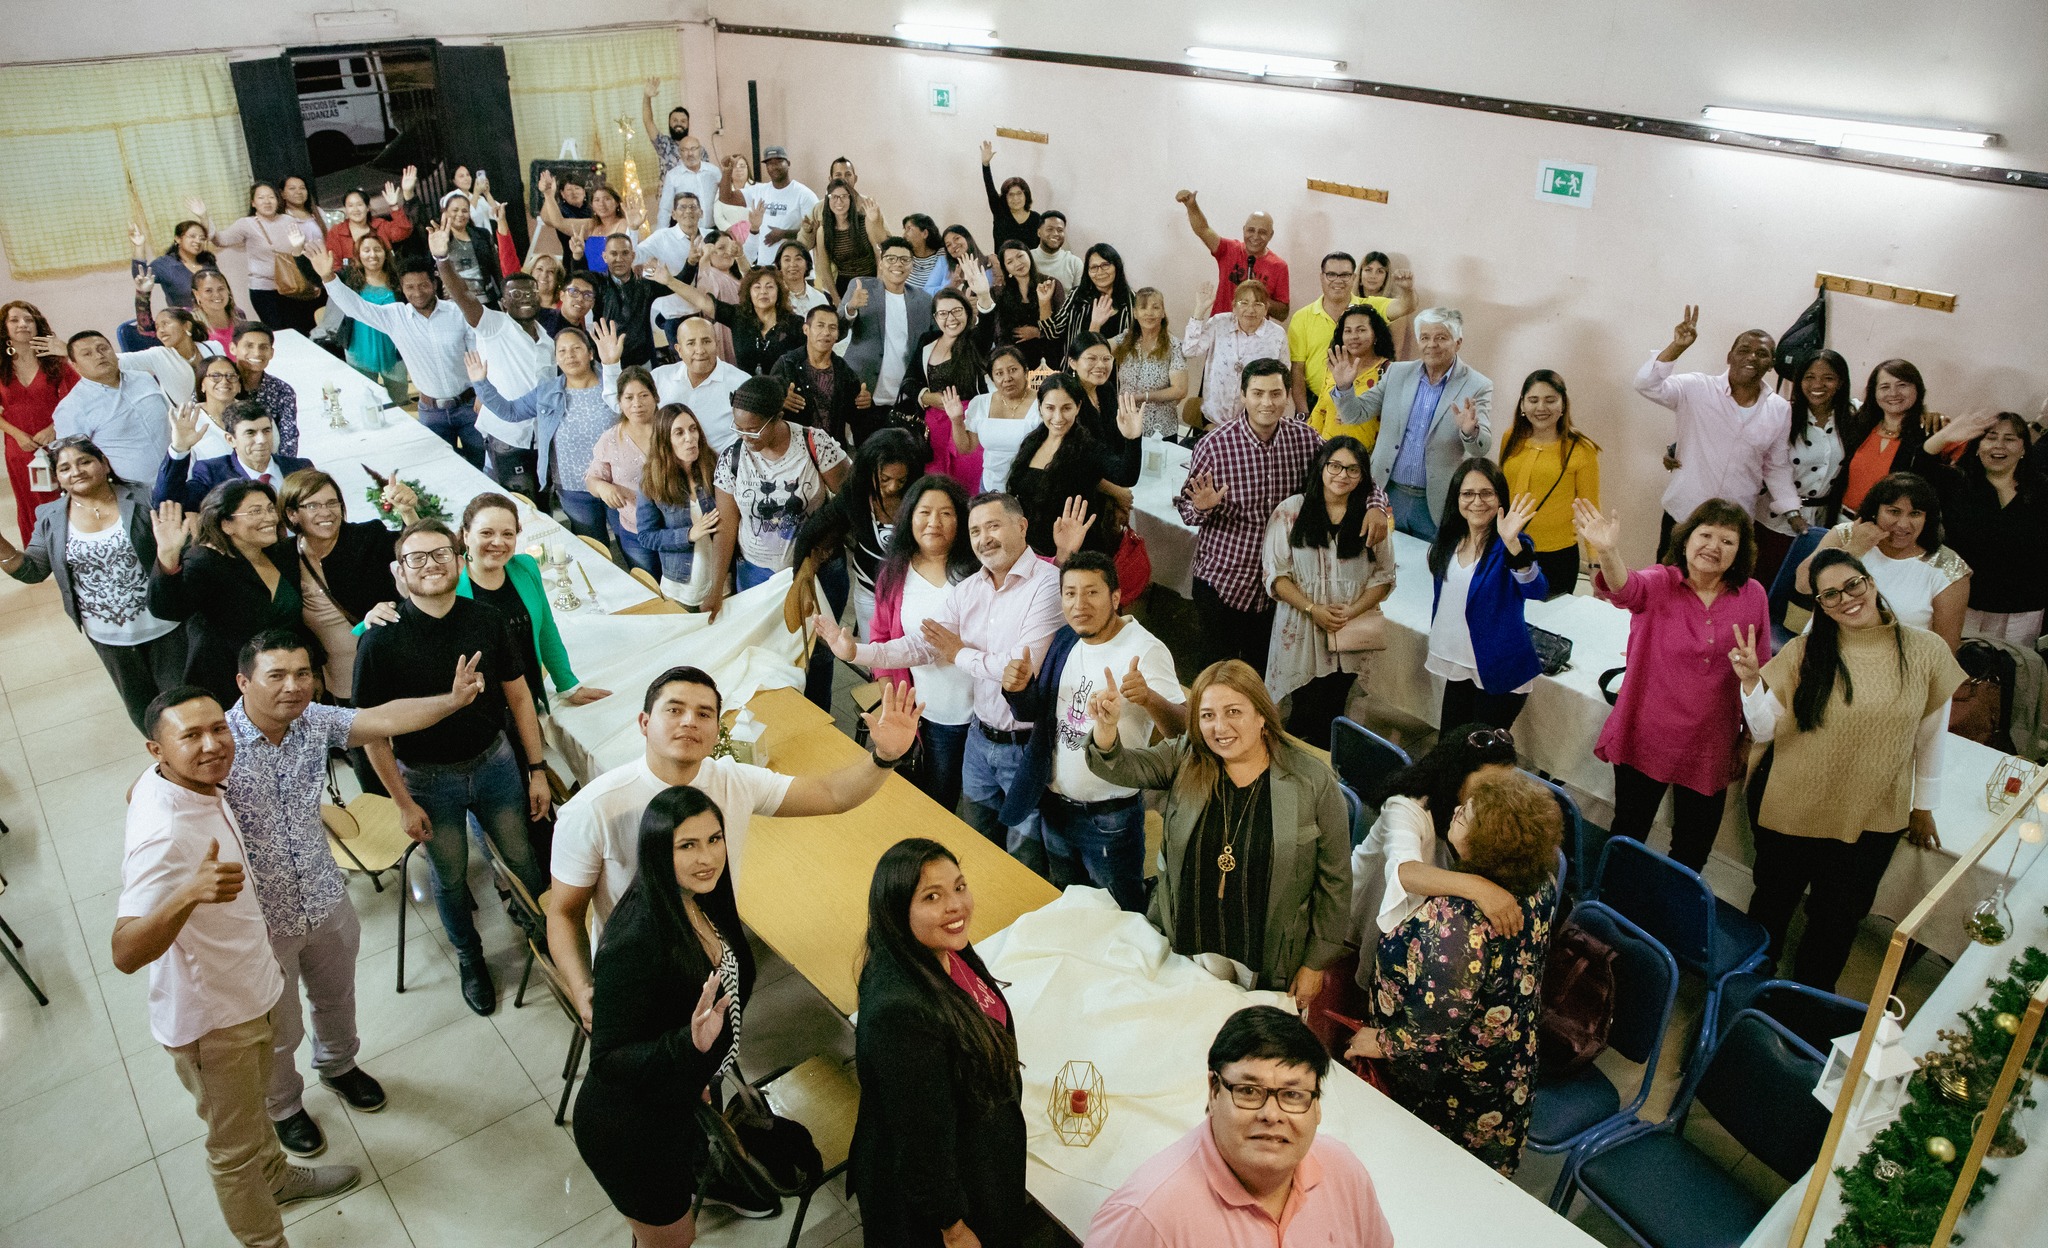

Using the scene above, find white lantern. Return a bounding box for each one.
[1813,998,1917,1132]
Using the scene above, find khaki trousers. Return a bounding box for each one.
[167,1012,291,1247]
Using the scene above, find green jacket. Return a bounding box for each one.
[457,553,579,710]
[1086,733,1352,991]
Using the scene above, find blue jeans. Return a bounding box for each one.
[742,556,849,710]
[610,513,659,575]
[398,737,543,960]
[1039,795,1147,912]
[557,487,609,543]
[1389,482,1437,541]
[961,724,1044,873]
[418,394,485,469]
[914,719,971,816]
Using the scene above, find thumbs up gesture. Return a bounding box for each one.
[1002,643,1037,693]
[1116,655,1149,707]
[183,838,246,905]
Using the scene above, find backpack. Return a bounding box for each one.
[1951,639,2017,754]
[692,1075,824,1203]
[1537,918,1618,1076]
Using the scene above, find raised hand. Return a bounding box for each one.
[426,224,450,258]
[303,236,336,281]
[569,219,591,247]
[859,194,879,218]
[184,196,208,219]
[448,651,487,705]
[1035,278,1056,311]
[400,165,418,197]
[183,839,246,906]
[134,268,157,297]
[1089,293,1115,330]
[690,970,734,1052]
[747,198,768,230]
[381,477,420,520]
[128,221,147,250]
[862,679,926,762]
[1174,188,1196,205]
[854,382,872,410]
[28,335,63,358]
[845,282,871,312]
[1001,642,1037,693]
[151,501,191,567]
[1052,494,1096,560]
[1087,670,1125,738]
[537,169,556,198]
[1196,279,1216,311]
[979,139,995,165]
[382,180,401,209]
[1669,304,1700,354]
[168,401,204,454]
[1116,656,1150,707]
[463,350,489,384]
[1496,492,1538,545]
[644,75,661,100]
[1728,623,1762,692]
[940,386,966,421]
[1391,268,1414,294]
[1571,499,1620,550]
[1326,346,1358,393]
[811,613,858,662]
[643,257,674,287]
[961,257,991,299]
[1453,396,1479,437]
[781,382,805,414]
[1115,392,1145,438]
[1184,471,1227,512]
[1846,517,1883,557]
[591,319,625,366]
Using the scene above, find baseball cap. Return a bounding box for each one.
[762,145,790,161]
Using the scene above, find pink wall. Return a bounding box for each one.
[712,32,2048,560]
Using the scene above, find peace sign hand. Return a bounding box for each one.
[1496,492,1538,545]
[1728,623,1763,693]
[689,971,734,1053]
[135,268,157,296]
[1669,304,1700,353]
[448,651,487,705]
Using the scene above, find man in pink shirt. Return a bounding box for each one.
[1177,189,1290,320]
[1088,1006,1395,1247]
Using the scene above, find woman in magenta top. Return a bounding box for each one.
[1574,497,1772,871]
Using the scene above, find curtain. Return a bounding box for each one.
[0,56,250,279]
[502,29,681,199]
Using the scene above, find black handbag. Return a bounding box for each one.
[1528,625,1573,676]
[692,1075,824,1203]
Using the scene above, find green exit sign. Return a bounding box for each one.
[929,82,958,114]
[1535,160,1597,207]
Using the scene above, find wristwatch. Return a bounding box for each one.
[870,745,909,771]
[525,763,547,775]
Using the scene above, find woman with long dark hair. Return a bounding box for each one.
[1837,358,1934,514]
[1262,436,1396,747]
[321,174,416,266]
[1795,471,1969,651]
[667,263,805,375]
[1754,350,1853,581]
[810,177,880,295]
[947,346,1040,494]
[187,267,242,350]
[574,786,761,1244]
[979,140,1044,253]
[907,284,999,490]
[0,300,75,542]
[280,468,410,701]
[1308,302,1394,443]
[338,233,410,405]
[129,215,216,309]
[1734,548,1964,989]
[213,180,320,333]
[1919,410,2047,645]
[1499,370,1600,597]
[851,837,1025,1248]
[989,240,1059,369]
[1425,459,1545,730]
[1046,243,1136,361]
[1066,331,1143,487]
[862,476,979,810]
[147,478,312,706]
[1007,375,1123,560]
[636,403,723,608]
[930,225,993,295]
[787,428,926,642]
[586,367,662,575]
[1577,497,1770,870]
[901,213,948,291]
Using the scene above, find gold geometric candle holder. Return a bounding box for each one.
[1984,757,2038,815]
[1047,1059,1107,1146]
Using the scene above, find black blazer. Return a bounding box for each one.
[769,347,871,448]
[147,540,313,706]
[303,520,401,624]
[850,946,1025,1248]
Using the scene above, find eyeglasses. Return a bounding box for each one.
[733,418,777,441]
[1466,727,1514,751]
[295,500,343,515]
[1322,269,1356,281]
[1815,574,1873,608]
[1458,490,1496,502]
[1323,462,1363,479]
[880,254,912,267]
[1217,1079,1319,1114]
[228,506,278,523]
[399,546,460,569]
[203,373,239,385]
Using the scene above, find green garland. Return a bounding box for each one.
[364,477,449,527]
[1826,907,2047,1248]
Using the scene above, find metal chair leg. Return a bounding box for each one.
[0,914,49,1006]
[0,913,22,950]
[555,1029,586,1125]
[514,948,535,1008]
[395,851,410,994]
[783,1190,816,1248]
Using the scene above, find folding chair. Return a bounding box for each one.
[1524,770,1603,903]
[482,837,590,1125]
[1767,526,1828,649]
[1530,900,1681,1204]
[751,1056,861,1248]
[629,566,664,597]
[1714,973,1864,1055]
[576,533,611,559]
[1591,836,1770,1049]
[1337,781,1366,849]
[0,875,49,1006]
[1328,717,1409,813]
[322,796,421,993]
[1555,1009,1832,1247]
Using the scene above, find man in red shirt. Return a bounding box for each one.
[1177,189,1290,320]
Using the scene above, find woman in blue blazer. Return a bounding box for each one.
[1425,457,1546,730]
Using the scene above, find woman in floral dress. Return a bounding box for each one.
[1350,769,1560,1175]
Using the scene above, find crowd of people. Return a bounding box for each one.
[4,88,2031,1248]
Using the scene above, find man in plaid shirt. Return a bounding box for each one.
[1176,358,1387,675]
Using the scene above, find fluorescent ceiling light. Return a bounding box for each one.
[1700,107,1998,156]
[894,23,998,46]
[1185,46,1346,77]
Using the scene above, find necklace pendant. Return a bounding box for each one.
[1216,845,1237,898]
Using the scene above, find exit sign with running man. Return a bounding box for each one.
[1535,160,1597,207]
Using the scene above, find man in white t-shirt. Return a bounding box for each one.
[114,687,359,1246]
[742,145,819,249]
[999,551,1186,908]
[546,665,922,1024]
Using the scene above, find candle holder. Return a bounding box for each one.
[322,383,349,430]
[543,542,583,611]
[1985,757,2038,815]
[1046,1060,1108,1146]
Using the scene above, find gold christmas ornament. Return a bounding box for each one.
[1994,1011,2022,1035]
[1925,1135,1956,1163]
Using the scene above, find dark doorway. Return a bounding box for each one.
[292,43,446,212]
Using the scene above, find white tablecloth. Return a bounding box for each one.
[981,890,1602,1245]
[1743,824,2048,1248]
[270,331,805,784]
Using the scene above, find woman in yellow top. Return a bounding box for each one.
[1308,304,1395,446]
[1499,370,1599,598]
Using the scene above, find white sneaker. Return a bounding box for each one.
[275,1163,362,1206]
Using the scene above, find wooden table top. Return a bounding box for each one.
[736,688,1060,1014]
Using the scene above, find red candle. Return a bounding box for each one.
[1069,1088,1090,1116]
[2007,776,2024,796]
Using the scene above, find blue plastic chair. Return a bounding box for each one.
[1531,900,1682,1204]
[115,319,152,353]
[1591,837,1771,1051]
[1328,717,1409,812]
[1715,974,1864,1055]
[1337,781,1366,849]
[1555,1008,1832,1248]
[1525,770,1601,903]
[1767,526,1828,649]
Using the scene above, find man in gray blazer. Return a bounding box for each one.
[1338,307,1494,539]
[837,236,934,417]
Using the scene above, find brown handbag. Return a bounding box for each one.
[1331,607,1388,653]
[263,220,321,300]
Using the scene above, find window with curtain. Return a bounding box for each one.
[502,29,683,192]
[0,56,251,280]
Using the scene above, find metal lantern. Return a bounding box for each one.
[1814,999,1917,1132]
